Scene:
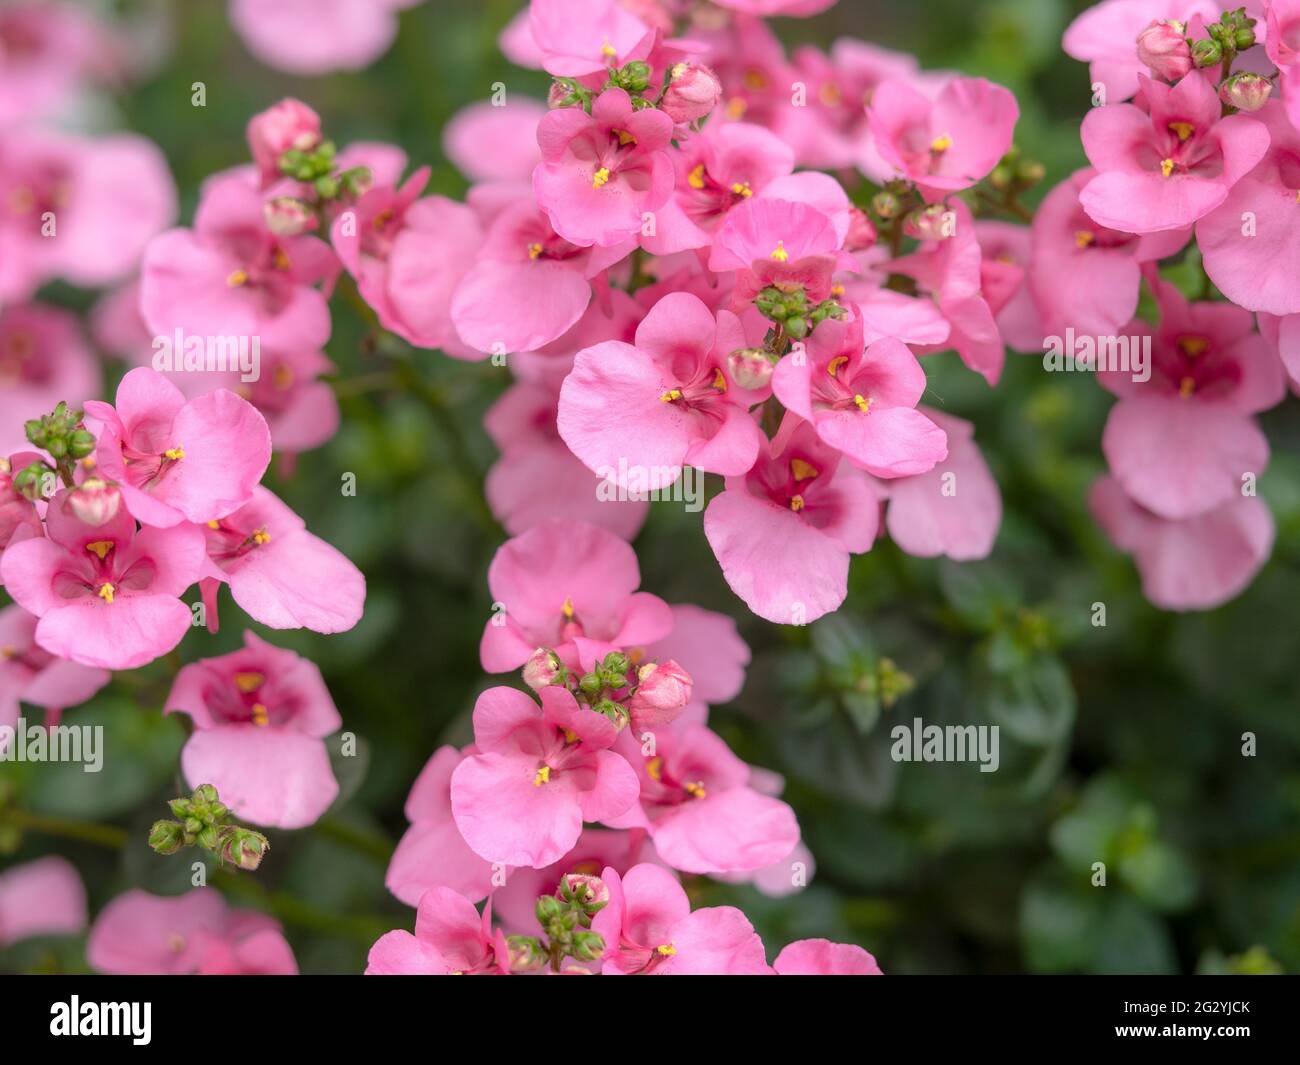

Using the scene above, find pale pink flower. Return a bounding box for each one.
[0,303,101,456]
[229,0,423,75]
[0,857,86,948]
[366,887,509,975]
[774,938,883,975]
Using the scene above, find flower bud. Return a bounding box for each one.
[1191,38,1223,68]
[1136,19,1191,81]
[1219,72,1271,112]
[844,207,877,252]
[536,894,564,925]
[524,647,565,691]
[571,930,606,962]
[871,190,901,220]
[64,478,121,527]
[149,820,185,856]
[12,461,50,503]
[628,659,693,729]
[0,460,41,548]
[727,347,774,390]
[218,826,270,871]
[905,204,955,241]
[592,698,630,731]
[247,98,322,187]
[264,196,318,237]
[506,935,547,972]
[559,873,610,912]
[660,63,723,124]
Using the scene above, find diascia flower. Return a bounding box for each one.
[0,304,101,456]
[449,686,640,868]
[366,886,510,975]
[84,368,272,529]
[164,631,343,830]
[228,0,424,76]
[0,489,205,670]
[0,604,110,744]
[0,857,86,949]
[88,888,297,975]
[558,291,767,489]
[773,938,883,975]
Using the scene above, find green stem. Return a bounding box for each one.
[2,809,129,849]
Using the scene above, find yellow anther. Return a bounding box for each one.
[930,133,953,152]
[646,756,663,782]
[819,82,842,107]
[528,242,543,260]
[711,367,728,392]
[1160,158,1175,178]
[854,394,872,413]
[251,703,269,727]
[562,597,575,619]
[614,129,637,147]
[659,388,683,402]
[0,646,13,660]
[1075,230,1095,248]
[226,269,248,286]
[562,728,578,744]
[770,240,789,262]
[744,69,767,91]
[164,446,186,461]
[1168,121,1194,141]
[273,248,291,271]
[97,582,116,604]
[207,520,221,530]
[790,458,819,481]
[273,363,295,390]
[1178,376,1196,398]
[600,41,617,59]
[725,97,747,120]
[826,355,849,378]
[628,647,644,666]
[789,494,805,512]
[684,781,707,799]
[687,163,707,190]
[252,527,272,545]
[656,943,678,956]
[830,284,845,297]
[234,672,265,694]
[1179,335,1209,358]
[533,765,552,786]
[730,181,753,197]
[592,167,611,189]
[85,540,113,561]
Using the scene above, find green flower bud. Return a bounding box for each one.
[67,430,96,460]
[1191,38,1223,67]
[571,930,606,962]
[784,316,809,339]
[149,820,186,856]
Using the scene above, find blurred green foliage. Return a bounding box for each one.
[2,0,1298,975]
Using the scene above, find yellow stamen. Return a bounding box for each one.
[81,456,97,470]
[656,943,678,956]
[1075,230,1095,248]
[1168,121,1194,141]
[930,133,953,152]
[770,240,789,262]
[854,394,872,413]
[226,269,248,287]
[1160,158,1175,178]
[687,164,707,190]
[561,597,575,619]
[744,70,767,91]
[0,646,13,659]
[725,97,747,120]
[789,494,805,512]
[790,458,819,481]
[251,703,269,727]
[562,728,578,744]
[85,540,113,561]
[819,82,842,107]
[659,388,683,402]
[533,765,551,786]
[830,284,845,297]
[164,446,185,461]
[826,355,849,378]
[235,672,265,694]
[1178,376,1196,398]
[711,367,728,392]
[614,129,637,147]
[628,647,644,666]
[646,756,663,782]
[97,582,115,604]
[252,528,272,545]
[207,520,221,530]
[1179,336,1209,358]
[273,249,291,271]
[273,363,295,391]
[600,41,617,59]
[730,181,753,198]
[684,781,707,799]
[527,242,543,260]
[592,167,611,189]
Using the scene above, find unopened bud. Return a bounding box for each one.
[628,659,693,729]
[264,196,318,237]
[523,648,565,691]
[1219,72,1271,112]
[148,820,185,856]
[727,347,774,390]
[1136,19,1192,81]
[844,207,877,252]
[660,62,722,123]
[64,478,121,527]
[218,826,270,871]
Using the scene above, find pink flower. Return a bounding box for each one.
[704,418,879,624]
[0,128,175,301]
[140,167,338,352]
[773,938,883,975]
[867,76,1018,195]
[708,197,847,308]
[0,457,43,580]
[366,886,509,975]
[528,0,653,77]
[591,863,771,974]
[1063,0,1220,102]
[449,686,640,868]
[1,490,205,670]
[1079,72,1269,234]
[444,99,547,184]
[485,379,649,540]
[199,486,366,634]
[88,887,297,975]
[627,659,693,730]
[1029,168,1189,339]
[533,88,675,248]
[608,722,801,874]
[479,519,672,673]
[1197,102,1300,315]
[559,292,765,489]
[164,631,342,829]
[972,220,1044,353]
[246,98,322,187]
[772,315,947,478]
[879,408,1001,560]
[1099,279,1285,520]
[228,0,423,75]
[661,63,723,123]
[0,304,101,455]
[84,368,270,529]
[710,0,836,13]
[1136,19,1192,81]
[0,1,122,126]
[0,604,109,742]
[0,857,86,948]
[387,746,497,907]
[641,604,751,708]
[1090,475,1274,611]
[1260,312,1300,393]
